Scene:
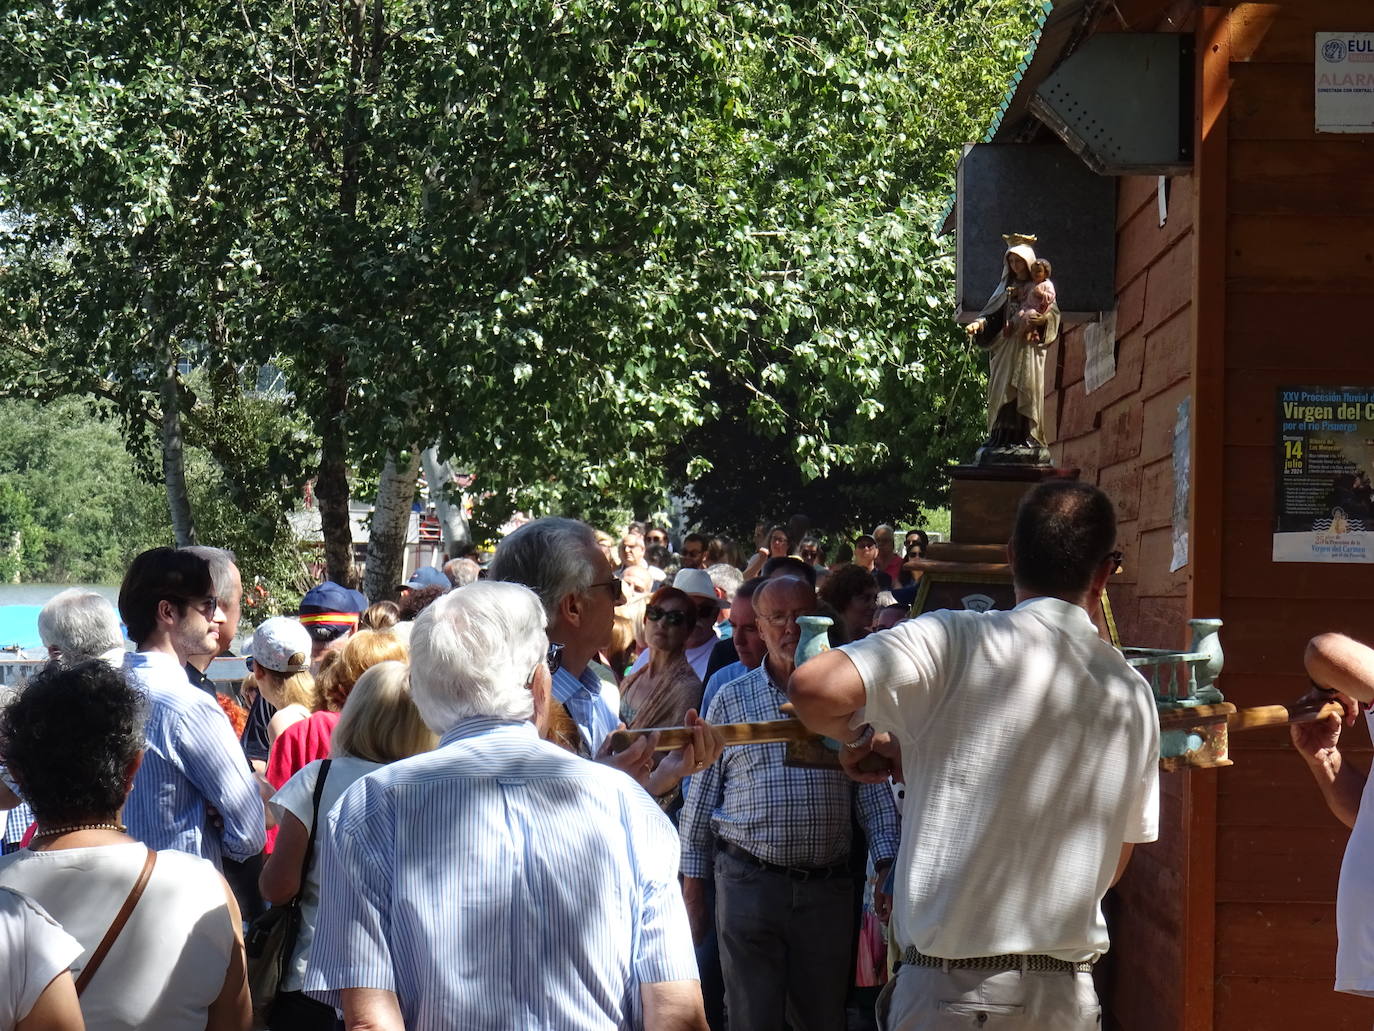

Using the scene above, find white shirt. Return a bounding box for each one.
[841,596,1159,963]
[1336,710,1374,994]
[0,843,238,1030]
[270,756,383,991]
[0,887,81,1028]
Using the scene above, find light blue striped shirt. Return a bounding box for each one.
[122,651,265,867]
[305,717,698,1030]
[552,666,621,755]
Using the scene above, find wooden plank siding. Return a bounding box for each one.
[1047,130,1198,1029]
[1047,4,1374,1027]
[1213,2,1374,1026]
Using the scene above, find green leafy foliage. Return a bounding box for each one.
[0,0,1041,556]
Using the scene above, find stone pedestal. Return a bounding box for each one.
[908,464,1079,616]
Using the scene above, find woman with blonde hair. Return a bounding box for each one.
[259,661,435,1029]
[358,600,400,632]
[265,630,408,793]
[247,617,321,746]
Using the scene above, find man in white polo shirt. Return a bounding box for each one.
[788,479,1159,1029]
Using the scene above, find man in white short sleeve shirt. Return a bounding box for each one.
[789,480,1159,1030]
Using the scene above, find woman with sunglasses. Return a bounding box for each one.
[619,587,704,737]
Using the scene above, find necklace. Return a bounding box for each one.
[30,821,127,841]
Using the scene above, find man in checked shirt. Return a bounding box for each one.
[679,575,899,1031]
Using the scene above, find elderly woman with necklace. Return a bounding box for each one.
[0,661,251,1031]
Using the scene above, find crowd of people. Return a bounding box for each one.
[0,483,1276,1030]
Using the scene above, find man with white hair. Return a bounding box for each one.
[37,589,124,666]
[306,581,707,1031]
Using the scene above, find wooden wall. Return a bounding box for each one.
[1213,1,1374,1027]
[1045,2,1374,1027]
[1046,166,1196,1029]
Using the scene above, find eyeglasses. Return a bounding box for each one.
[180,595,220,618]
[646,606,691,627]
[546,642,564,676]
[758,609,811,628]
[586,577,625,603]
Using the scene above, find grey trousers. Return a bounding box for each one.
[875,962,1102,1029]
[714,848,855,1031]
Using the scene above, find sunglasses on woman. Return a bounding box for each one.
[645,606,690,627]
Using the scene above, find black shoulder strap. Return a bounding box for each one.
[296,758,332,900]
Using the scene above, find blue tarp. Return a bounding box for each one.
[0,606,43,650]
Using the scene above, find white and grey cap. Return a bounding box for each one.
[249,616,312,674]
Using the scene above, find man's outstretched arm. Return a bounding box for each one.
[1295,633,1370,829]
[786,648,867,742]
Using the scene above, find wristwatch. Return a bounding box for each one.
[844,725,875,751]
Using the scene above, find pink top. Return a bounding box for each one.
[263,711,341,851]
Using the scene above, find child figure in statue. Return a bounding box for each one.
[1021,259,1056,345]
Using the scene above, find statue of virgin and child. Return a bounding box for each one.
[964,233,1060,465]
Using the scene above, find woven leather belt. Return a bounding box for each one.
[902,946,1093,975]
[718,840,851,881]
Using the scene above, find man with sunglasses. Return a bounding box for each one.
[118,548,267,870]
[492,518,721,790]
[788,480,1158,1031]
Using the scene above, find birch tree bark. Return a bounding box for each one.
[420,447,470,557]
[361,449,421,602]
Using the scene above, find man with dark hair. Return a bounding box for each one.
[119,548,266,869]
[680,533,707,570]
[760,554,817,587]
[788,480,1157,1030]
[852,535,878,573]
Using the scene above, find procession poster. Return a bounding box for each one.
[1274,386,1374,563]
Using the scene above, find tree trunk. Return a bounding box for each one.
[420,447,470,557]
[157,337,197,547]
[362,450,421,603]
[316,353,355,587]
[314,0,369,590]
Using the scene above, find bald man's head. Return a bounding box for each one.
[754,576,816,677]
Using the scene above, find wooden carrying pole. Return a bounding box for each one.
[1226,698,1345,733]
[607,719,813,754]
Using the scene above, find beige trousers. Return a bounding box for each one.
[875,962,1102,1029]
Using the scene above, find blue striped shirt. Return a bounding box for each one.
[680,662,900,879]
[122,651,265,867]
[305,717,698,1030]
[552,666,621,755]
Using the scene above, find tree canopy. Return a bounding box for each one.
[0,0,1043,585]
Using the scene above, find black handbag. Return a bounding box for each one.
[245,759,332,1019]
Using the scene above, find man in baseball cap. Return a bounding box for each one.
[298,581,367,671]
[399,566,449,594]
